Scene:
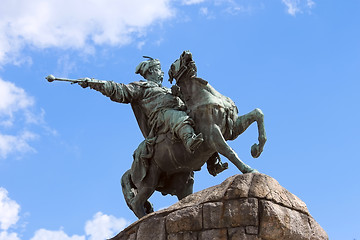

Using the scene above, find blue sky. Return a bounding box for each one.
[0,0,359,239]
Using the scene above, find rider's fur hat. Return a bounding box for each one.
[135,56,160,78]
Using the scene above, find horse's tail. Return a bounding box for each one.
[121,169,154,215]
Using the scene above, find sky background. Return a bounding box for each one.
[0,0,359,239]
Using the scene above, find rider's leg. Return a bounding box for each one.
[178,124,204,153]
[233,108,267,158]
[164,110,204,153]
[210,124,258,174]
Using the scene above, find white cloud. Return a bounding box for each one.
[0,188,20,231]
[30,212,128,240]
[0,0,174,66]
[282,0,299,15]
[85,212,128,240]
[0,78,41,159]
[0,131,38,159]
[137,41,146,50]
[55,55,78,79]
[0,188,21,240]
[0,187,128,240]
[199,0,251,16]
[0,231,20,240]
[31,229,85,240]
[307,0,315,8]
[200,7,209,15]
[281,0,315,16]
[0,78,34,127]
[182,0,206,5]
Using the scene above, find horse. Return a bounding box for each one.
[121,51,267,219]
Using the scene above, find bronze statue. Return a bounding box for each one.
[46,50,266,219]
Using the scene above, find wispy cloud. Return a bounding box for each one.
[200,7,209,16]
[182,0,206,5]
[0,78,54,159]
[0,131,38,159]
[307,0,315,8]
[0,79,34,127]
[0,0,175,66]
[31,229,85,240]
[0,78,37,159]
[55,55,78,79]
[137,41,146,50]
[192,0,255,18]
[281,0,315,16]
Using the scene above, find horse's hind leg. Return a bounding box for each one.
[174,172,194,200]
[121,170,154,217]
[129,164,161,219]
[210,125,258,174]
[233,108,267,158]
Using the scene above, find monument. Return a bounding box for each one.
[47,51,327,239]
[47,50,266,219]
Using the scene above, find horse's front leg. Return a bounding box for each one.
[233,108,267,158]
[210,125,258,174]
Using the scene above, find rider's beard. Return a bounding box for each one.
[147,72,163,85]
[156,73,164,84]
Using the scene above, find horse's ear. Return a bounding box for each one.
[168,66,174,84]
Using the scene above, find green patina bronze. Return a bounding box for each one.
[46,50,266,219]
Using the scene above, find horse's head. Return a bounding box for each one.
[168,50,197,84]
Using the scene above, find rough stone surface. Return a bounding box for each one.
[198,229,227,240]
[128,233,136,240]
[228,227,261,240]
[109,173,328,240]
[259,200,311,240]
[166,205,203,233]
[168,232,198,240]
[246,226,259,235]
[137,216,166,240]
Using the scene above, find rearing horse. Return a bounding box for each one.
[169,50,267,170]
[121,51,266,218]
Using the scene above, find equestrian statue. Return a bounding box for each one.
[46,50,267,219]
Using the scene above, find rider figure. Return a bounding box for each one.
[83,57,204,153]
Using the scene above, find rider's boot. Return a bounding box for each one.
[178,125,204,153]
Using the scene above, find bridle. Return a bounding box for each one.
[169,52,196,85]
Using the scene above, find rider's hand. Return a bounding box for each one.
[78,78,91,88]
[171,85,181,97]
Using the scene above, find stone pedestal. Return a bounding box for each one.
[110,173,328,240]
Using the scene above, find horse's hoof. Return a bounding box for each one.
[209,162,228,176]
[250,169,259,173]
[251,144,261,158]
[243,168,259,174]
[144,200,154,214]
[242,165,259,174]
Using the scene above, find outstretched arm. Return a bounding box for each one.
[81,80,141,104]
[46,74,140,104]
